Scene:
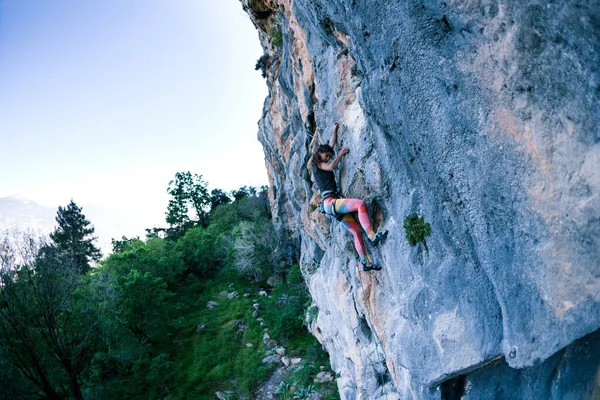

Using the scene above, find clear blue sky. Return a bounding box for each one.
[0,0,269,245]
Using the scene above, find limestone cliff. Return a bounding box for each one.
[240,0,600,398]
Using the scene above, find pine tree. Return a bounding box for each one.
[50,200,101,274]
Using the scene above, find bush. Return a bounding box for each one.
[262,265,310,339]
[403,214,431,248]
[231,221,269,281]
[103,237,185,290]
[255,54,270,78]
[177,226,223,278]
[269,24,283,47]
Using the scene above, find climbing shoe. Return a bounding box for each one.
[362,261,382,271]
[369,230,388,247]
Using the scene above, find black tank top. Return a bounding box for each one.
[314,167,337,193]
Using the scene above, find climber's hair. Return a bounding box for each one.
[317,144,334,155]
[307,144,334,172]
[309,144,334,170]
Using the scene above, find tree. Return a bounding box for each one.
[176,227,222,278]
[111,236,143,254]
[165,172,211,237]
[209,188,231,211]
[0,231,101,400]
[231,185,257,201]
[50,200,101,274]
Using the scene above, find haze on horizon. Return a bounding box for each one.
[0,0,269,249]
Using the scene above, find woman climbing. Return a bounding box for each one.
[307,122,387,271]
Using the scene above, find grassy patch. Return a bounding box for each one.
[168,275,275,399]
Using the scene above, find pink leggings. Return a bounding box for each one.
[323,198,375,264]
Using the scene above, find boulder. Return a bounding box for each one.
[314,372,334,383]
[267,275,282,287]
[206,301,218,309]
[215,390,233,400]
[261,354,282,364]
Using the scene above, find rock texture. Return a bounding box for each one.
[240,0,600,398]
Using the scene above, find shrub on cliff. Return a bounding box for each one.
[403,214,431,250]
[255,54,270,78]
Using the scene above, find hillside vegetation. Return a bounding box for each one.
[0,173,337,400]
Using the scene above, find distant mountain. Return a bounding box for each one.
[0,196,124,257]
[0,196,56,233]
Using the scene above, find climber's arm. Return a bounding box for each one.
[307,131,320,171]
[319,146,348,171]
[329,122,339,148]
[307,153,315,171]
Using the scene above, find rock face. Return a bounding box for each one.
[240,0,600,398]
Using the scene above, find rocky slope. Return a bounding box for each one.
[240,0,600,398]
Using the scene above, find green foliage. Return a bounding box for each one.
[103,237,185,289]
[262,265,309,339]
[111,235,143,253]
[294,384,316,399]
[269,23,283,47]
[176,226,223,278]
[231,219,278,281]
[210,188,232,211]
[50,199,101,274]
[403,214,431,247]
[231,185,257,201]
[306,304,319,327]
[172,278,274,398]
[115,269,176,344]
[166,172,211,238]
[0,174,333,399]
[209,192,270,235]
[85,238,187,399]
[0,233,101,399]
[277,336,338,400]
[255,54,270,78]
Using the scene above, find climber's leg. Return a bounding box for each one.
[333,198,376,239]
[339,213,371,264]
[322,197,336,216]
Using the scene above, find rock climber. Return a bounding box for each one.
[307,122,387,271]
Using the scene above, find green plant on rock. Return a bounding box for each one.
[294,384,316,399]
[255,54,270,78]
[269,18,283,47]
[403,214,431,251]
[305,304,319,327]
[275,381,291,399]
